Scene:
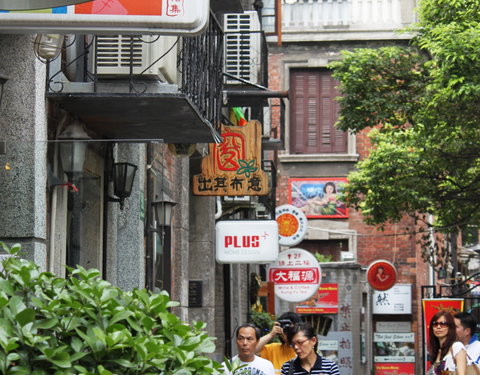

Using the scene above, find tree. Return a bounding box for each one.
[329,0,480,267]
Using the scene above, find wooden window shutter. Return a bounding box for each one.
[290,69,347,154]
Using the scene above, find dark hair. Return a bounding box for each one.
[455,311,478,335]
[236,323,261,341]
[286,322,318,352]
[277,312,302,343]
[323,182,336,194]
[428,310,457,361]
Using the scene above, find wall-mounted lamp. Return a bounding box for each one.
[152,198,176,228]
[0,73,8,108]
[33,34,65,63]
[109,162,138,210]
[58,120,90,176]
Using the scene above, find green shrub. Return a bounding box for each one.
[0,242,222,375]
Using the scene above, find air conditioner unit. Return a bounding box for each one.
[95,35,178,83]
[224,11,262,85]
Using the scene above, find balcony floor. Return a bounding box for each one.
[48,92,219,144]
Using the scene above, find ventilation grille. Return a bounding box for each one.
[224,11,261,84]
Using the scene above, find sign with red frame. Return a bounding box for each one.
[288,178,348,219]
[295,283,338,314]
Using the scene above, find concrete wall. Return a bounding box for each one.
[0,34,47,269]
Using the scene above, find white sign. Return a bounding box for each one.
[374,332,415,363]
[376,321,411,333]
[373,284,412,315]
[268,248,321,302]
[0,0,209,35]
[215,220,279,264]
[275,204,307,246]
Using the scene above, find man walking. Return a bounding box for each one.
[225,323,275,375]
[454,311,480,365]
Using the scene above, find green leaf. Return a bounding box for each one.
[15,308,36,327]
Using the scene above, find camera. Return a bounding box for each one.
[278,319,292,329]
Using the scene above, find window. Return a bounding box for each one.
[289,69,347,154]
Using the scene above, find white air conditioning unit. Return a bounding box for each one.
[95,35,178,83]
[224,11,262,85]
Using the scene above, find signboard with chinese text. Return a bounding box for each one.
[193,121,269,196]
[216,220,278,264]
[288,178,348,219]
[296,283,338,314]
[422,298,464,373]
[373,284,412,315]
[322,331,353,375]
[268,248,321,302]
[275,204,307,246]
[374,332,415,363]
[374,363,415,375]
[367,260,397,291]
[0,0,209,35]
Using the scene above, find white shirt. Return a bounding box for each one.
[223,355,275,375]
[466,338,480,365]
[442,341,467,370]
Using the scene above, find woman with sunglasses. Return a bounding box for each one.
[428,310,467,375]
[280,322,339,375]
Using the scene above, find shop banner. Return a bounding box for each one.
[296,283,339,314]
[374,363,415,375]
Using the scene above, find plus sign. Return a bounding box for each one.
[261,232,269,239]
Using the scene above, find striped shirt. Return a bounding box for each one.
[280,355,340,375]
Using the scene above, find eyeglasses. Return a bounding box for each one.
[290,338,310,348]
[431,321,449,328]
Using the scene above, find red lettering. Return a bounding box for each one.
[225,236,233,248]
[224,235,262,248]
[251,236,259,247]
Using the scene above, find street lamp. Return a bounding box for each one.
[110,162,138,210]
[152,198,176,228]
[0,73,8,108]
[58,120,90,176]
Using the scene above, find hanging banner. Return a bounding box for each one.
[0,0,209,35]
[296,283,339,314]
[192,121,269,196]
[268,248,321,303]
[422,298,464,373]
[275,204,307,246]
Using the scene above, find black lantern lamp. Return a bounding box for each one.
[58,120,90,176]
[109,162,138,210]
[152,197,176,228]
[0,73,8,108]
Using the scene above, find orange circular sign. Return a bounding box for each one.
[275,205,307,246]
[367,260,397,291]
[277,213,299,237]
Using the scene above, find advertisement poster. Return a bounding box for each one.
[375,363,415,375]
[288,178,348,218]
[374,333,415,363]
[422,298,464,373]
[296,283,338,314]
[373,284,412,315]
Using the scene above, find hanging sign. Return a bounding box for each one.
[367,260,397,291]
[193,121,269,196]
[268,248,321,302]
[216,220,279,264]
[0,0,209,35]
[275,204,307,246]
[295,283,338,314]
[373,284,412,315]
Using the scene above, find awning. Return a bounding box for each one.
[48,92,220,144]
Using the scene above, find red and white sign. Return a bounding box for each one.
[296,283,338,314]
[374,363,414,375]
[275,204,307,246]
[215,220,278,264]
[268,248,321,302]
[367,260,397,291]
[0,0,209,35]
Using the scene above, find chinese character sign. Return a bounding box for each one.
[192,121,269,196]
[268,248,321,303]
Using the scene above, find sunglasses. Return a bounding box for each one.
[431,321,449,328]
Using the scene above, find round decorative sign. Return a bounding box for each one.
[367,260,397,291]
[268,248,321,302]
[275,204,308,246]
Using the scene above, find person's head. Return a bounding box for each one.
[428,310,456,359]
[276,312,302,344]
[286,322,318,361]
[377,266,384,274]
[454,312,478,345]
[324,182,336,194]
[235,323,261,362]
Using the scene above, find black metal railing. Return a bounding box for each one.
[180,13,224,139]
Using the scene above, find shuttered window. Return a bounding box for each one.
[290,69,347,154]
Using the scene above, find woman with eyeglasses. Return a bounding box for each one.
[280,322,339,375]
[428,310,467,375]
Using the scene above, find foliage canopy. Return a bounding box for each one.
[329,0,480,264]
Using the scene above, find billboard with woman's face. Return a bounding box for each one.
[288,178,348,219]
